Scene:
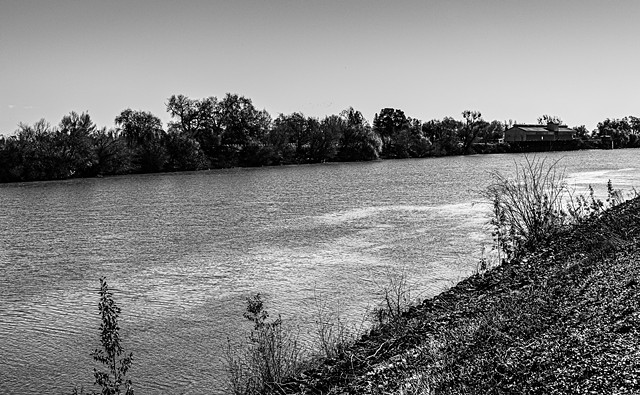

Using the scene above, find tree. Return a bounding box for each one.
[0,134,26,182]
[115,109,167,173]
[57,111,98,177]
[13,119,52,180]
[423,117,463,155]
[92,128,130,175]
[373,108,409,157]
[215,93,271,146]
[337,107,381,161]
[597,118,634,148]
[459,110,485,154]
[308,116,342,162]
[166,95,220,160]
[401,118,432,158]
[163,131,208,171]
[115,109,164,148]
[271,112,309,163]
[572,125,590,140]
[484,120,505,143]
[537,115,563,125]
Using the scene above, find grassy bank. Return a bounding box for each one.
[277,196,640,394]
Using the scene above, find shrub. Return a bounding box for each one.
[484,155,632,263]
[484,156,569,261]
[313,291,362,360]
[225,294,304,394]
[72,278,134,395]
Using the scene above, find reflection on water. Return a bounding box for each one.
[0,149,638,394]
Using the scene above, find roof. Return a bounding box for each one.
[509,124,576,133]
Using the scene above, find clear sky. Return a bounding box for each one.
[1,0,639,135]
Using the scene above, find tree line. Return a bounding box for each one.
[1,93,639,183]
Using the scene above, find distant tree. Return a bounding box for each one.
[271,112,309,163]
[537,115,563,125]
[337,107,381,161]
[386,117,431,158]
[597,117,635,148]
[163,131,209,171]
[0,134,26,182]
[12,120,47,180]
[572,125,590,140]
[14,118,77,180]
[215,93,271,146]
[423,117,463,155]
[626,116,640,147]
[373,108,410,157]
[57,111,98,177]
[115,109,167,173]
[92,127,131,175]
[309,115,343,162]
[627,116,640,134]
[484,120,505,142]
[459,110,485,154]
[166,95,220,160]
[116,109,165,148]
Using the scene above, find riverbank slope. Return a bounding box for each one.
[284,197,640,394]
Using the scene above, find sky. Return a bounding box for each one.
[1,0,639,135]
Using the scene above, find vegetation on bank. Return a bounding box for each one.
[271,160,640,394]
[2,92,640,183]
[223,157,640,394]
[280,197,640,394]
[69,158,640,394]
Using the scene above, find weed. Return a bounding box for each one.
[483,155,633,263]
[225,294,304,394]
[370,267,415,328]
[484,155,569,261]
[313,290,359,360]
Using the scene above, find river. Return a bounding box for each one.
[1,149,638,394]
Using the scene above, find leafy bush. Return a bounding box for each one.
[73,277,134,395]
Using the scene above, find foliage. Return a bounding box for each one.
[91,277,134,395]
[308,116,340,162]
[459,110,486,154]
[225,294,304,395]
[422,117,463,156]
[337,107,382,161]
[537,114,563,125]
[115,109,164,148]
[3,93,640,183]
[57,111,98,176]
[73,278,134,395]
[215,93,271,146]
[290,197,640,394]
[92,128,131,175]
[373,108,411,157]
[163,131,209,171]
[270,112,310,163]
[596,116,640,148]
[485,156,631,263]
[573,124,591,139]
[484,156,569,261]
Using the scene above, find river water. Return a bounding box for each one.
[1,149,638,394]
